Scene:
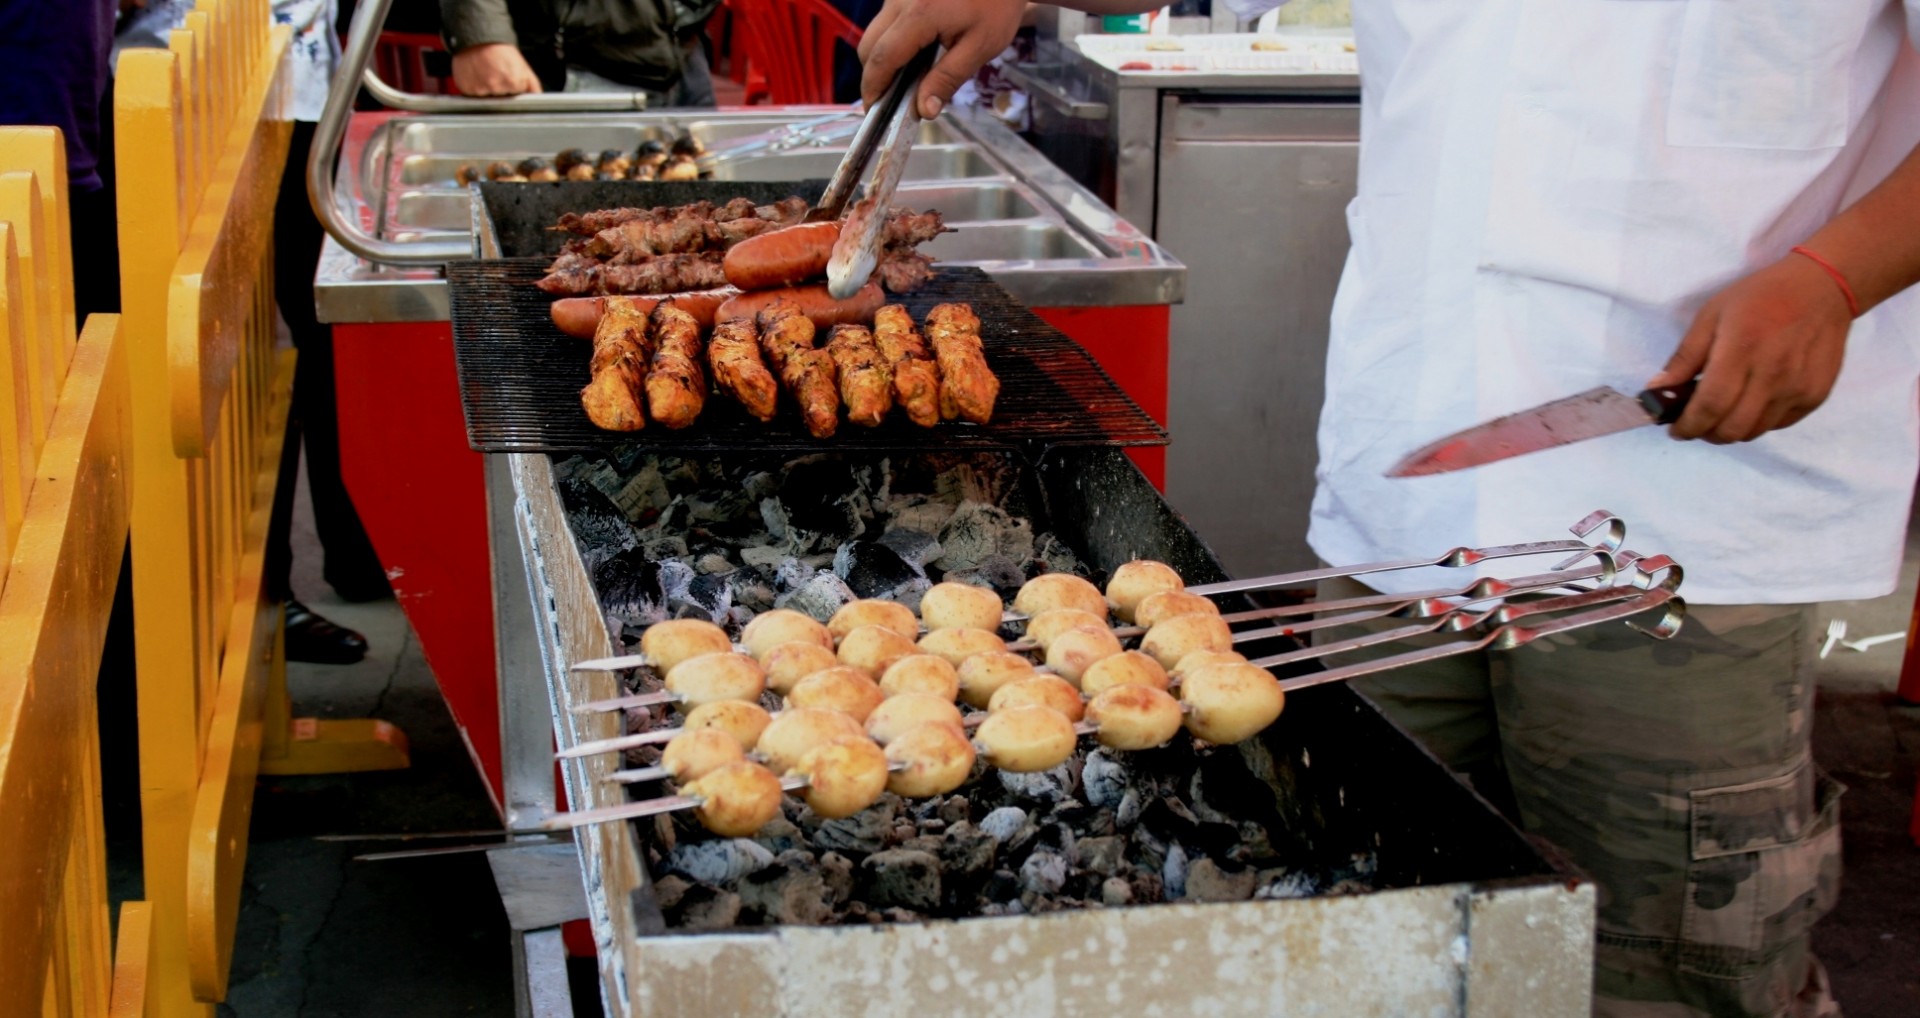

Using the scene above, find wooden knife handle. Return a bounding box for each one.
[1637,379,1697,425]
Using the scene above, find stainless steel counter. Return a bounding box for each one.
[1010,41,1361,577]
[313,107,1184,323]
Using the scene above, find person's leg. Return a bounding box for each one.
[674,41,716,109]
[1498,603,1842,1018]
[1314,575,1514,813]
[275,119,388,603]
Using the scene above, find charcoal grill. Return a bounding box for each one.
[497,446,1596,1018]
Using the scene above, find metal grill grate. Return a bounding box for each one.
[447,261,1170,454]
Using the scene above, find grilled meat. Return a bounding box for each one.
[644,303,707,429]
[759,301,839,438]
[536,253,730,296]
[925,303,998,425]
[873,305,940,427]
[709,318,779,421]
[580,296,654,431]
[877,251,936,294]
[825,325,893,427]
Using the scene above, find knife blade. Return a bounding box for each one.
[1385,380,1695,477]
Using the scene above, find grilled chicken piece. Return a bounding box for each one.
[759,301,839,438]
[644,304,707,429]
[709,318,779,421]
[872,305,939,428]
[925,303,999,425]
[580,297,654,431]
[825,325,893,427]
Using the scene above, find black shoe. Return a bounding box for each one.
[285,600,369,665]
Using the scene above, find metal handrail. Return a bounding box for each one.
[310,0,664,265]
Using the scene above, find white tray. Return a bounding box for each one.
[1074,32,1358,75]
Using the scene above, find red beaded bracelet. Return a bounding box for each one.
[1791,245,1862,319]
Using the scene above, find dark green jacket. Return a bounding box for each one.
[440,0,708,94]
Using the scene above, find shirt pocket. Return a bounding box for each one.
[1679,762,1844,979]
[1667,0,1873,150]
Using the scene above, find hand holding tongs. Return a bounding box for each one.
[814,44,940,299]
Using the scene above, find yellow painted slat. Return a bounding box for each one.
[0,173,55,451]
[0,224,30,562]
[0,312,131,1016]
[108,903,153,1018]
[0,129,76,353]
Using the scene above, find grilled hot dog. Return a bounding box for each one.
[549,287,737,340]
[715,282,884,330]
[721,221,842,290]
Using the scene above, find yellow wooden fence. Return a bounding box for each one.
[0,127,150,1014]
[115,1,409,1013]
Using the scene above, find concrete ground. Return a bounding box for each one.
[104,456,1919,1016]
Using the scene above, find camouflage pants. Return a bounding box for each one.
[1316,578,1844,1018]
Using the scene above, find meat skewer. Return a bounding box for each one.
[708,318,780,421]
[643,303,707,429]
[873,304,940,427]
[825,324,893,427]
[578,296,653,431]
[925,302,999,424]
[759,301,840,438]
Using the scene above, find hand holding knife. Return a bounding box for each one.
[1386,380,1698,477]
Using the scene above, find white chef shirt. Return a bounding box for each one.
[1228,0,1920,603]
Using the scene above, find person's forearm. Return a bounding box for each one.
[441,0,517,51]
[1800,145,1920,315]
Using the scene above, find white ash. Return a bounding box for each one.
[1018,850,1068,896]
[997,761,1078,805]
[978,806,1029,844]
[665,839,776,885]
[1162,843,1190,900]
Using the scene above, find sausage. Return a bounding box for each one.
[715,282,883,329]
[721,221,843,290]
[549,287,737,340]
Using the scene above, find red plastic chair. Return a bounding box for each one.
[708,0,772,104]
[733,0,862,106]
[373,31,457,96]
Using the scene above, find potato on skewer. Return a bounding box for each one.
[641,619,733,677]
[828,599,918,641]
[741,609,833,662]
[885,722,976,796]
[920,581,1005,633]
[956,651,1037,709]
[1014,573,1107,620]
[763,641,841,696]
[792,738,890,818]
[1086,685,1184,751]
[663,652,767,708]
[1079,650,1171,697]
[974,705,1077,773]
[681,699,772,751]
[865,693,965,745]
[1136,590,1222,628]
[660,728,746,783]
[682,761,783,837]
[1023,608,1108,651]
[917,627,1007,667]
[1106,560,1185,623]
[1180,662,1286,745]
[988,675,1086,723]
[1140,613,1235,669]
[786,667,887,723]
[1170,649,1247,680]
[1045,626,1124,687]
[878,654,961,701]
[757,708,865,775]
[838,624,920,678]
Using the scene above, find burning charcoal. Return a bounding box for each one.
[665,839,776,886]
[741,545,786,568]
[1034,534,1082,577]
[1116,788,1145,829]
[997,761,1078,805]
[594,550,671,629]
[759,499,793,542]
[554,479,639,573]
[937,796,970,826]
[933,502,1034,573]
[672,885,743,931]
[880,577,932,614]
[608,461,673,519]
[942,555,1025,594]
[1255,871,1321,901]
[743,471,779,501]
[753,818,804,855]
[1127,871,1164,905]
[775,571,858,621]
[900,834,944,855]
[859,850,942,912]
[984,869,1020,903]
[696,553,732,575]
[1072,835,1126,877]
[672,572,734,622]
[832,541,920,598]
[1081,750,1131,810]
[886,499,956,537]
[1185,858,1257,903]
[641,533,691,561]
[651,874,691,912]
[876,528,943,570]
[888,819,919,846]
[1162,844,1190,900]
[917,819,948,836]
[780,460,866,540]
[818,852,854,905]
[938,822,998,887]
[1100,876,1133,906]
[978,806,1029,844]
[739,859,833,925]
[809,796,898,856]
[1018,850,1068,897]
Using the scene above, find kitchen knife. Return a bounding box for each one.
[1385,380,1696,477]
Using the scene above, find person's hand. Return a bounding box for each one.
[859,0,1027,119]
[452,44,544,97]
[1645,254,1853,443]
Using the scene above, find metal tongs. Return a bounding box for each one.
[813,45,940,299]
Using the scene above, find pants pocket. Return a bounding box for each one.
[1680,763,1844,980]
